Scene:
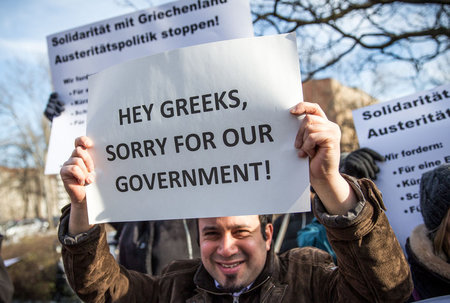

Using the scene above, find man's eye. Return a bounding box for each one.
[204,231,219,237]
[235,230,250,237]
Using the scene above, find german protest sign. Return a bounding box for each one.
[353,84,450,249]
[85,33,310,223]
[45,0,253,174]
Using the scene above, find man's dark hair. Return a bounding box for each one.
[258,215,273,241]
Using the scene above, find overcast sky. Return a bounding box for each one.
[0,0,171,62]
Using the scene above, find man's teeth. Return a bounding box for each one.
[221,262,241,268]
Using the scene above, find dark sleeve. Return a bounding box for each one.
[58,206,159,303]
[0,235,14,303]
[313,174,413,303]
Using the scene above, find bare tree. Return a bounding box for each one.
[114,0,449,99]
[113,0,159,10]
[252,0,449,84]
[0,57,59,225]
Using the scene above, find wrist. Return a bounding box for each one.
[311,173,358,215]
[68,200,93,235]
[71,197,87,209]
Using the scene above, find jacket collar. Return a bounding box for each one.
[409,224,450,279]
[193,246,278,295]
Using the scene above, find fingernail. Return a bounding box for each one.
[87,172,95,183]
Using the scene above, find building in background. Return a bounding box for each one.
[302,78,378,153]
[0,166,69,234]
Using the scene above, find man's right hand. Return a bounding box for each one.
[60,136,95,235]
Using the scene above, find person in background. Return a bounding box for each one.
[272,211,315,254]
[44,92,65,122]
[405,163,450,301]
[339,147,385,180]
[273,147,385,256]
[117,219,199,275]
[0,234,14,303]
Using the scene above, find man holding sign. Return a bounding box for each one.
[58,102,412,302]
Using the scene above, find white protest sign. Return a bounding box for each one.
[353,84,450,249]
[85,33,310,223]
[45,0,253,174]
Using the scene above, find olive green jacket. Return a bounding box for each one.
[59,176,412,302]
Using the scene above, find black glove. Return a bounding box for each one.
[339,147,385,180]
[44,92,65,121]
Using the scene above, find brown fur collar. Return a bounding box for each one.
[409,224,450,279]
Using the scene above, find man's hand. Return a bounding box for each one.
[44,92,65,122]
[290,102,357,215]
[291,102,341,182]
[60,136,95,234]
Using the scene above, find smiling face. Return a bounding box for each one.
[198,216,273,292]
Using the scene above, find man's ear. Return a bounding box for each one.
[265,223,274,251]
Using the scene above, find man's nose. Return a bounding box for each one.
[218,233,238,257]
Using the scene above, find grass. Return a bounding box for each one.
[2,231,78,301]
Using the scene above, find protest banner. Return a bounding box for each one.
[353,84,450,249]
[45,0,253,174]
[85,33,310,223]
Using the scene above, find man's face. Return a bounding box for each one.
[198,216,273,292]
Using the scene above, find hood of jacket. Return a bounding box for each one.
[409,224,450,280]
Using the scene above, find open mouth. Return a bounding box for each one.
[219,261,244,268]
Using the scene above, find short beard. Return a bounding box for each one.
[219,275,246,294]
